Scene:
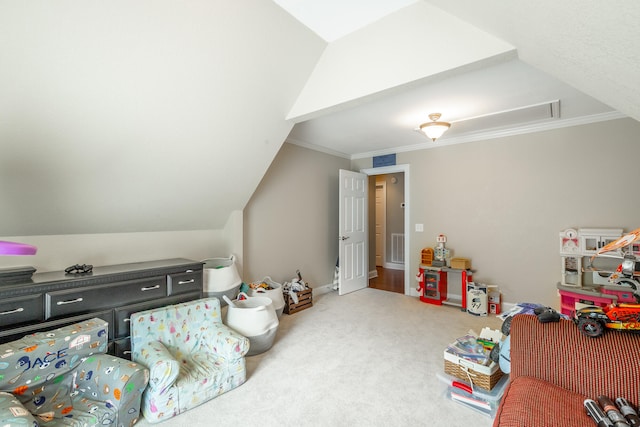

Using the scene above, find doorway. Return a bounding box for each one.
[369,267,404,293]
[361,165,410,295]
[375,181,386,268]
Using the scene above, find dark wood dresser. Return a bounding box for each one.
[0,258,203,358]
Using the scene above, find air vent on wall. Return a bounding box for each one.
[450,100,560,134]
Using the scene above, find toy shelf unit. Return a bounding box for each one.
[419,266,447,305]
[418,265,473,309]
[579,228,623,257]
[558,228,623,288]
[444,268,473,309]
[557,285,617,317]
[560,255,582,287]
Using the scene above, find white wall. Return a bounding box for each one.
[0,229,229,273]
[0,208,246,273]
[222,210,244,274]
[0,0,325,236]
[353,118,640,308]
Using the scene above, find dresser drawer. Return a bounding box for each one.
[46,277,167,319]
[113,337,131,359]
[0,309,113,344]
[0,294,43,326]
[113,291,201,339]
[167,269,202,295]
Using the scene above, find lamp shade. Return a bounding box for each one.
[0,240,38,255]
[419,113,451,141]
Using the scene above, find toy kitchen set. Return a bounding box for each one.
[416,234,501,316]
[558,227,640,316]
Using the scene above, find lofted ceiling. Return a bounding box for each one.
[0,0,638,237]
[278,0,638,158]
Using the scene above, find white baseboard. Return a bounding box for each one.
[313,283,335,296]
[384,262,404,270]
[369,269,378,279]
[312,283,517,321]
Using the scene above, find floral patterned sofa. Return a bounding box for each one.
[0,317,149,426]
[130,297,250,424]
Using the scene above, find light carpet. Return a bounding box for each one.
[134,288,504,427]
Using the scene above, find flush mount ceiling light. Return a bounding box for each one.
[419,113,451,141]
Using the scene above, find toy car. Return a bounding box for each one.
[574,303,640,338]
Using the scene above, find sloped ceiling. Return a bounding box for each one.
[1,0,637,236]
[282,1,638,157]
[428,0,640,122]
[0,0,325,235]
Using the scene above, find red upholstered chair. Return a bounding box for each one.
[493,314,640,426]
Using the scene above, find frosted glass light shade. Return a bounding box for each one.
[419,113,451,141]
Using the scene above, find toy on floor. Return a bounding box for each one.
[490,303,565,373]
[614,397,640,426]
[489,313,514,374]
[432,234,450,267]
[584,395,640,427]
[65,263,93,274]
[574,302,640,338]
[533,306,561,323]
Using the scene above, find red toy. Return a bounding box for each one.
[574,303,640,337]
[576,228,640,337]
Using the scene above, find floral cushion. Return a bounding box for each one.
[131,297,249,423]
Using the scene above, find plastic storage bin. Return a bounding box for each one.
[437,372,509,418]
[247,276,286,318]
[224,293,279,356]
[202,255,242,306]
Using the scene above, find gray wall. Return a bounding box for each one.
[243,143,350,288]
[353,117,640,307]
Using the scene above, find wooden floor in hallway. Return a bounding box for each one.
[369,267,404,294]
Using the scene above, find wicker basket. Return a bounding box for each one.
[444,352,503,391]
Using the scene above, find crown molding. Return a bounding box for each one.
[285,138,351,159]
[351,111,627,160]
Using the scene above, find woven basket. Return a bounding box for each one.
[444,359,503,391]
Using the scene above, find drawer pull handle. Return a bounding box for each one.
[57,297,83,305]
[0,307,24,316]
[141,285,160,291]
[178,279,195,285]
[186,269,194,273]
[123,350,132,355]
[124,318,131,323]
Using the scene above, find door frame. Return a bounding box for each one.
[361,164,411,296]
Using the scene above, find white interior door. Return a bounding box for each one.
[339,169,368,295]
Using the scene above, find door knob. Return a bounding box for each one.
[340,236,350,241]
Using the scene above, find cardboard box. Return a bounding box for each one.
[450,258,471,270]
